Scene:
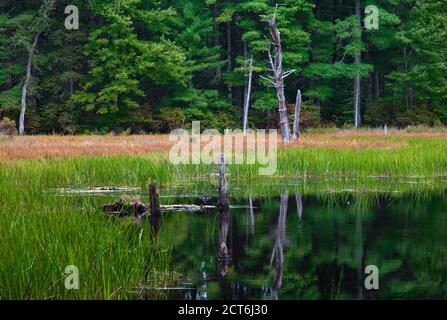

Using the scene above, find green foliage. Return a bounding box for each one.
[71,0,187,120]
[396,105,441,127]
[0,0,446,132]
[0,85,21,114]
[154,107,186,132]
[298,102,321,128]
[364,100,396,126]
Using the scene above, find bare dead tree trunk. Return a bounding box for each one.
[217,154,229,213]
[149,181,161,233]
[19,0,56,135]
[19,32,41,135]
[268,15,291,144]
[292,89,302,141]
[243,56,253,133]
[243,41,248,109]
[353,0,362,128]
[217,154,231,261]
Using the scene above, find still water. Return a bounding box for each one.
[150,188,447,300]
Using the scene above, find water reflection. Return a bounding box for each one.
[218,205,231,277]
[271,194,288,299]
[152,189,447,300]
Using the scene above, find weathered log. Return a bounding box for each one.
[160,205,215,212]
[103,198,215,217]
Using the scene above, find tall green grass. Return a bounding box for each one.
[2,136,446,190]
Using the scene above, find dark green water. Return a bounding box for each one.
[152,189,447,300]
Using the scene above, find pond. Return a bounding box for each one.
[128,181,447,300]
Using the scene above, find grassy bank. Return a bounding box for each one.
[1,133,447,188]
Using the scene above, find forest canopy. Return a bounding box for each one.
[0,0,446,134]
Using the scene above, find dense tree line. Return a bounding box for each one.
[0,0,446,134]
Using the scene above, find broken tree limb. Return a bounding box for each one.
[292,89,302,141]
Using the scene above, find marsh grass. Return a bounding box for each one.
[1,132,447,299]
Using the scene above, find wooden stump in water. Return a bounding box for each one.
[149,181,161,232]
[217,154,231,262]
[217,154,230,214]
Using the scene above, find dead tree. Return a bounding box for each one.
[19,0,56,135]
[149,181,161,232]
[292,89,302,141]
[217,154,231,261]
[263,13,293,144]
[217,154,230,214]
[243,56,253,134]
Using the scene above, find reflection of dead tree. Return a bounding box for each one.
[271,193,288,299]
[246,196,255,243]
[356,213,364,299]
[295,193,303,219]
[217,154,231,278]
